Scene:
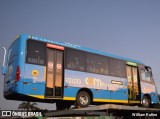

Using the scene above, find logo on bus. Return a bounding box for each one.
[85,77,107,87]
[57,64,62,70]
[48,62,53,69]
[85,77,127,90]
[32,70,39,77]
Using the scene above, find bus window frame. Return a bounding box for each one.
[109,58,126,78]
[25,39,47,66]
[65,48,86,72]
[65,48,127,78]
[140,67,154,84]
[86,52,109,76]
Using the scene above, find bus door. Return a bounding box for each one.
[45,44,64,98]
[126,66,140,103]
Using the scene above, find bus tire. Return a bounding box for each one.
[76,91,90,108]
[142,96,151,108]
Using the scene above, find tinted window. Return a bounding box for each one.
[26,39,46,65]
[141,69,152,82]
[109,58,126,78]
[86,53,109,75]
[66,49,85,71]
[65,48,126,78]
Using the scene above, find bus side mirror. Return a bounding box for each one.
[1,47,7,75]
[145,66,153,77]
[2,66,7,75]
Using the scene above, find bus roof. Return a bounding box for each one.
[20,34,144,65]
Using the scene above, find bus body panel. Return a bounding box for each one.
[64,69,128,103]
[19,34,28,82]
[93,89,110,100]
[140,81,159,104]
[4,37,22,97]
[23,64,46,96]
[110,91,128,103]
[63,87,79,100]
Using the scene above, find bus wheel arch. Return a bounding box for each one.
[76,88,93,107]
[142,94,151,108]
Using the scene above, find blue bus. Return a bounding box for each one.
[1,34,159,110]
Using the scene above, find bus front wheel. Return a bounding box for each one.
[142,96,151,108]
[76,91,90,108]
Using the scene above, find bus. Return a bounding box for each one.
[1,34,159,110]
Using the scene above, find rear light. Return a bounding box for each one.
[16,66,20,82]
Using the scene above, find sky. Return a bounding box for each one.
[0,0,160,110]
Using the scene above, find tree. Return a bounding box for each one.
[30,102,40,110]
[18,101,28,111]
[18,101,40,111]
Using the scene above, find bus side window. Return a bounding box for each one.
[86,53,109,75]
[141,70,145,80]
[87,59,96,73]
[26,39,46,65]
[141,69,151,82]
[109,58,126,78]
[66,49,85,71]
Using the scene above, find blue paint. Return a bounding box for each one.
[24,64,45,83]
[110,91,128,100]
[64,69,128,101]
[14,82,23,94]
[23,64,46,96]
[65,69,127,91]
[1,66,7,75]
[23,83,45,95]
[3,36,22,95]
[19,34,144,64]
[140,81,159,104]
[64,87,79,97]
[92,89,110,99]
[2,34,159,105]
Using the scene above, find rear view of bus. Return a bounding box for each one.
[2,36,23,100]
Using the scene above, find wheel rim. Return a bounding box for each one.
[79,95,88,105]
[143,98,149,107]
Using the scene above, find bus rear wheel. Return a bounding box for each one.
[142,96,151,108]
[76,91,90,108]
